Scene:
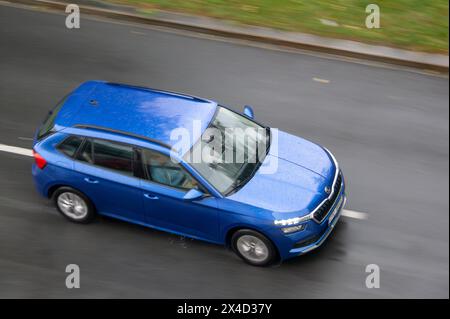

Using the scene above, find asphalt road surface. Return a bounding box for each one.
[0,3,448,298]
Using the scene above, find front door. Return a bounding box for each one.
[138,148,219,242]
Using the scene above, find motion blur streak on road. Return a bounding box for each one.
[0,4,448,298]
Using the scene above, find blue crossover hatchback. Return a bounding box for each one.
[32,81,346,266]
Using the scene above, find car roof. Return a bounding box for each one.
[55,81,217,148]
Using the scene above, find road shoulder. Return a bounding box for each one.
[9,0,450,74]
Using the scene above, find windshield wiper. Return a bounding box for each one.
[227,158,262,195]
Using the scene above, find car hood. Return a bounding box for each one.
[227,130,336,216]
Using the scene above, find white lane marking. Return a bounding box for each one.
[0,143,369,220]
[313,77,330,84]
[0,143,33,157]
[18,136,33,141]
[342,209,368,220]
[130,30,146,35]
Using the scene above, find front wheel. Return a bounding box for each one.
[53,187,95,223]
[231,229,277,266]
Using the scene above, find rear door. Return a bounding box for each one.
[72,138,144,223]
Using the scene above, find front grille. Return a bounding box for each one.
[313,171,342,223]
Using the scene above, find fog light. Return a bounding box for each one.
[281,224,306,234]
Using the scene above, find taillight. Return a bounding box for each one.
[33,149,47,169]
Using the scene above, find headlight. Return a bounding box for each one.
[274,214,311,226]
[281,224,306,234]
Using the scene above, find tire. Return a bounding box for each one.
[231,229,277,266]
[53,187,96,224]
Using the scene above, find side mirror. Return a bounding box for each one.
[243,105,254,119]
[183,188,204,201]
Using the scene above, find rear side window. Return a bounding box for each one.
[77,139,94,164]
[93,139,133,175]
[57,135,83,157]
[77,138,134,176]
[37,96,67,140]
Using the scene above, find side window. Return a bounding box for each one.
[141,149,198,190]
[92,139,133,176]
[57,135,83,158]
[76,139,93,164]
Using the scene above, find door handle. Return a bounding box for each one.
[144,193,159,200]
[84,177,99,184]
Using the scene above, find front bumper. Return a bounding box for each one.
[267,180,346,260]
[289,193,346,256]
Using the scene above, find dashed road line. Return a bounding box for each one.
[130,30,146,35]
[342,209,368,220]
[313,77,330,84]
[18,136,33,141]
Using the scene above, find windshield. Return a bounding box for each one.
[184,106,270,195]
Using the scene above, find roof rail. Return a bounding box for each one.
[106,82,213,104]
[73,124,172,149]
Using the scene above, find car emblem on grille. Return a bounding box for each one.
[324,186,331,194]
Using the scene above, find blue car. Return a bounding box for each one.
[32,81,346,266]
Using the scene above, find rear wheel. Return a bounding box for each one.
[53,187,95,223]
[231,229,277,266]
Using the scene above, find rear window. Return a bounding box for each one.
[57,135,83,157]
[77,138,134,176]
[37,96,67,140]
[93,139,134,175]
[76,139,94,164]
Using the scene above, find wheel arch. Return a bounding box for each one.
[47,183,66,198]
[225,225,281,264]
[47,184,96,211]
[225,225,277,250]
